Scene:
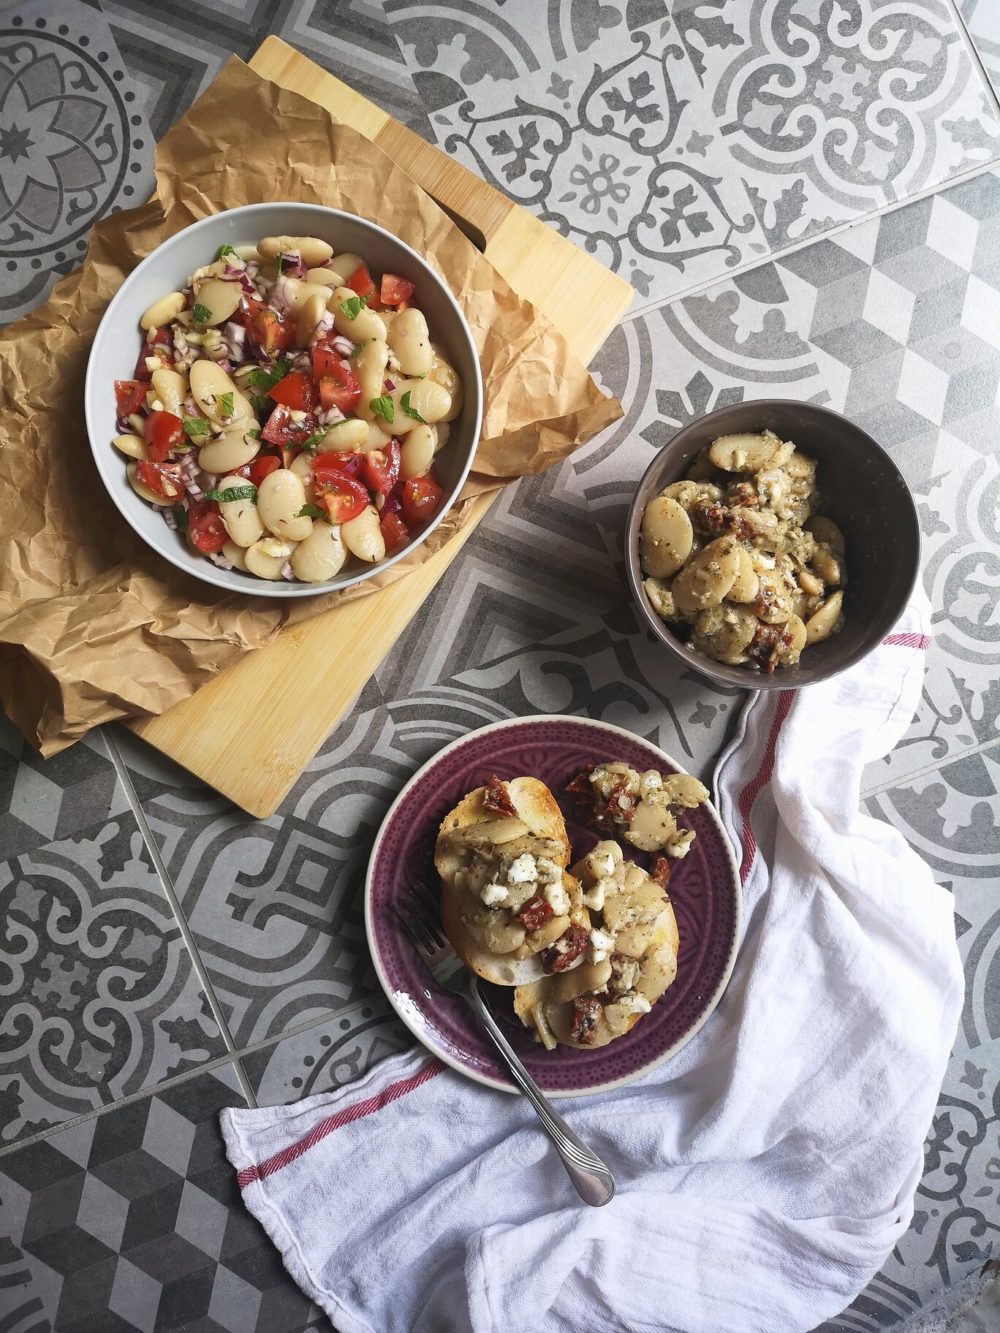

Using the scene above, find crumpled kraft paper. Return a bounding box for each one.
[0,57,622,756]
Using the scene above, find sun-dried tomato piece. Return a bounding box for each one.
[569,995,602,1045]
[649,854,671,888]
[515,894,554,934]
[747,621,787,674]
[482,774,518,818]
[565,766,596,796]
[541,922,589,974]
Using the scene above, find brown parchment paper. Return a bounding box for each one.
[0,57,622,756]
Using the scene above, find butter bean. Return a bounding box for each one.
[388,378,451,432]
[193,277,242,327]
[317,417,369,451]
[427,356,463,421]
[341,505,385,562]
[244,537,297,580]
[257,234,333,266]
[257,469,314,541]
[216,474,264,548]
[708,430,784,473]
[189,360,253,425]
[400,425,436,479]
[113,433,146,460]
[325,252,365,284]
[150,368,187,415]
[728,544,759,603]
[291,520,348,583]
[388,308,433,377]
[140,291,185,331]
[329,286,386,341]
[198,428,260,474]
[640,496,693,578]
[294,291,328,348]
[805,591,844,644]
[127,460,176,505]
[671,536,740,613]
[223,540,249,571]
[354,338,389,421]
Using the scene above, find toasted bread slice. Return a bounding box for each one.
[436,777,584,986]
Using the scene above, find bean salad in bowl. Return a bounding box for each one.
[110,230,464,585]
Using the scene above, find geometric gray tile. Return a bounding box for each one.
[962,0,1000,98]
[0,813,225,1147]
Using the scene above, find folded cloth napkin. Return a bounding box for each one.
[221,595,964,1333]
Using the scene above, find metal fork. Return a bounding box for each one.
[393,880,616,1207]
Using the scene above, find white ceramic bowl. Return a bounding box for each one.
[84,202,483,598]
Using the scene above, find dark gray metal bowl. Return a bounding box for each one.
[624,400,921,690]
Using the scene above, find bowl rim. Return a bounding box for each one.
[624,398,922,690]
[84,201,484,599]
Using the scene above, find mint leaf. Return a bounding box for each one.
[297,504,325,518]
[400,390,425,423]
[247,359,290,391]
[216,243,238,261]
[247,428,261,440]
[204,484,257,502]
[218,391,234,419]
[191,302,211,326]
[182,416,211,439]
[338,295,368,321]
[349,340,367,360]
[298,430,329,451]
[173,505,188,532]
[370,394,394,424]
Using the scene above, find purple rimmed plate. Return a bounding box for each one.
[364,715,741,1096]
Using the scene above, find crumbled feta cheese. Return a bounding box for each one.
[639,770,662,797]
[591,850,615,877]
[667,829,696,858]
[589,928,615,963]
[480,882,509,907]
[543,880,569,915]
[507,853,537,884]
[583,878,612,912]
[534,857,561,885]
[616,993,652,1015]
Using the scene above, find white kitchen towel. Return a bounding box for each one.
[221,596,964,1333]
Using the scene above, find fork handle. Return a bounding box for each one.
[468,985,616,1207]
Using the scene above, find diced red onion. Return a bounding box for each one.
[317,405,345,426]
[270,276,296,315]
[277,252,307,279]
[218,358,234,373]
[331,335,353,356]
[381,492,402,514]
[223,321,246,347]
[280,560,295,580]
[210,552,234,570]
[162,508,178,531]
[222,262,246,280]
[385,378,395,391]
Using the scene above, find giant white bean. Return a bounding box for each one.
[316,418,368,451]
[198,427,260,474]
[324,252,365,284]
[222,540,249,571]
[387,307,433,377]
[294,290,328,348]
[193,277,242,327]
[427,355,463,421]
[363,421,393,452]
[150,368,188,415]
[291,520,348,583]
[216,474,265,548]
[257,235,333,266]
[387,378,452,433]
[257,468,314,541]
[354,338,389,421]
[244,537,297,580]
[126,461,176,505]
[189,360,253,424]
[113,433,146,460]
[400,425,436,479]
[341,505,385,562]
[329,286,386,341]
[140,291,185,331]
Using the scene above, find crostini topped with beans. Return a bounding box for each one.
[112,234,463,583]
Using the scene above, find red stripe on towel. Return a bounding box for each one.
[736,689,794,885]
[237,1058,444,1189]
[883,632,931,649]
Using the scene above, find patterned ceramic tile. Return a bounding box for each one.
[0,0,155,324]
[820,749,1000,1330]
[388,0,1000,307]
[0,1064,329,1332]
[962,0,1000,97]
[99,0,432,143]
[241,1000,410,1106]
[0,715,127,859]
[0,812,226,1148]
[426,13,768,305]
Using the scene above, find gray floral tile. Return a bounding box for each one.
[423,11,768,304]
[0,1063,328,1332]
[0,812,226,1147]
[821,750,1000,1328]
[684,0,1000,250]
[0,0,155,325]
[962,0,1000,98]
[241,1000,410,1107]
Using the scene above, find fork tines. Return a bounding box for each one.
[394,876,446,952]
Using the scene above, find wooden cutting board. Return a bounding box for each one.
[127,37,633,816]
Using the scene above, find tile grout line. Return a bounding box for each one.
[616,152,1000,331]
[946,0,1000,122]
[104,727,259,1109]
[0,994,392,1161]
[860,734,1000,801]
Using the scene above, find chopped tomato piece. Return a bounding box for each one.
[186,500,227,554]
[246,306,293,354]
[347,263,378,302]
[313,450,361,487]
[261,404,318,448]
[379,511,409,554]
[133,326,172,380]
[401,474,443,528]
[360,440,400,496]
[247,453,282,487]
[136,460,183,501]
[143,410,185,463]
[268,370,317,411]
[310,339,342,380]
[319,476,369,524]
[114,379,148,420]
[231,290,264,327]
[318,362,361,414]
[379,273,415,307]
